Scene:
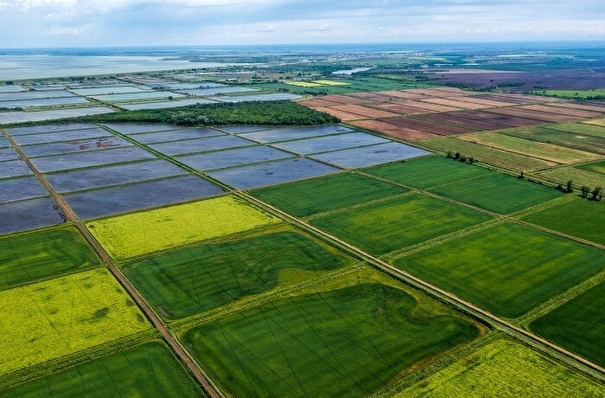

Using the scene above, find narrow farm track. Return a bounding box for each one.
[239,191,605,382]
[1,130,223,398]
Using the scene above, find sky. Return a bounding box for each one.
[1,0,604,48]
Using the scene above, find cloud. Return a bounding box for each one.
[0,0,604,47]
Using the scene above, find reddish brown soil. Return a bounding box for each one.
[422,97,488,109]
[371,102,427,115]
[521,104,604,118]
[379,116,471,135]
[333,104,400,118]
[444,110,547,128]
[350,119,441,140]
[379,90,428,99]
[399,100,462,112]
[310,106,365,121]
[346,92,395,102]
[475,93,546,105]
[485,107,580,122]
[547,102,605,113]
[317,94,363,104]
[448,96,516,108]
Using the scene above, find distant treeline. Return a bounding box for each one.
[8,101,341,128]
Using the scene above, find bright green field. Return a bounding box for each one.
[250,172,406,217]
[362,156,492,189]
[0,341,205,397]
[419,137,555,172]
[394,223,605,318]
[537,166,605,190]
[0,268,149,375]
[181,282,480,398]
[578,159,605,175]
[521,198,605,245]
[310,194,491,256]
[0,226,101,292]
[430,173,563,214]
[550,122,605,138]
[529,281,605,367]
[399,338,605,397]
[87,195,281,261]
[540,88,605,99]
[122,229,354,320]
[499,125,605,155]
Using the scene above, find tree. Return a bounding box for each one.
[565,180,574,193]
[580,185,590,198]
[592,186,602,201]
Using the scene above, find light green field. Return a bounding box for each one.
[399,338,605,397]
[251,172,406,217]
[122,228,354,320]
[0,341,205,397]
[394,223,604,318]
[419,137,555,172]
[87,195,281,261]
[0,226,101,291]
[499,125,605,155]
[522,197,605,245]
[529,281,605,368]
[539,89,605,99]
[578,160,605,175]
[181,279,480,398]
[363,155,492,189]
[536,166,605,189]
[431,173,563,214]
[457,131,601,164]
[310,193,491,256]
[551,121,605,138]
[0,268,149,375]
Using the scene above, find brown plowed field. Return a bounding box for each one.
[379,116,471,135]
[379,90,429,99]
[350,119,441,140]
[346,92,395,102]
[299,98,346,108]
[372,103,427,115]
[333,104,400,118]
[521,104,605,119]
[547,102,605,113]
[449,96,516,108]
[485,107,580,122]
[423,97,488,109]
[401,100,463,112]
[437,110,547,128]
[403,88,466,97]
[317,94,364,104]
[477,94,546,105]
[413,113,502,131]
[311,106,366,121]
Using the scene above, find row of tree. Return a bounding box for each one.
[558,180,602,201]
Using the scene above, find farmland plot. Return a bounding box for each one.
[122,229,354,319]
[0,197,66,236]
[0,269,149,375]
[311,142,431,169]
[181,281,480,398]
[87,195,282,261]
[0,226,101,291]
[394,223,604,318]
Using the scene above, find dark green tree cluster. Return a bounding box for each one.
[446,151,474,164]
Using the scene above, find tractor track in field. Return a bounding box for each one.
[2,130,224,398]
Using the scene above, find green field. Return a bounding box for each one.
[398,338,605,397]
[87,195,282,261]
[250,172,406,217]
[457,132,601,164]
[394,223,604,318]
[260,77,430,95]
[536,166,605,192]
[122,228,355,320]
[419,137,556,172]
[181,281,480,398]
[0,268,149,375]
[578,160,605,175]
[0,226,101,291]
[499,125,605,155]
[430,173,563,214]
[0,341,205,397]
[550,121,605,138]
[310,194,491,256]
[538,88,605,99]
[521,198,605,245]
[363,156,492,189]
[529,281,605,367]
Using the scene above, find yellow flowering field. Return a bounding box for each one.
[86,195,282,261]
[285,81,321,87]
[312,80,349,86]
[0,268,149,375]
